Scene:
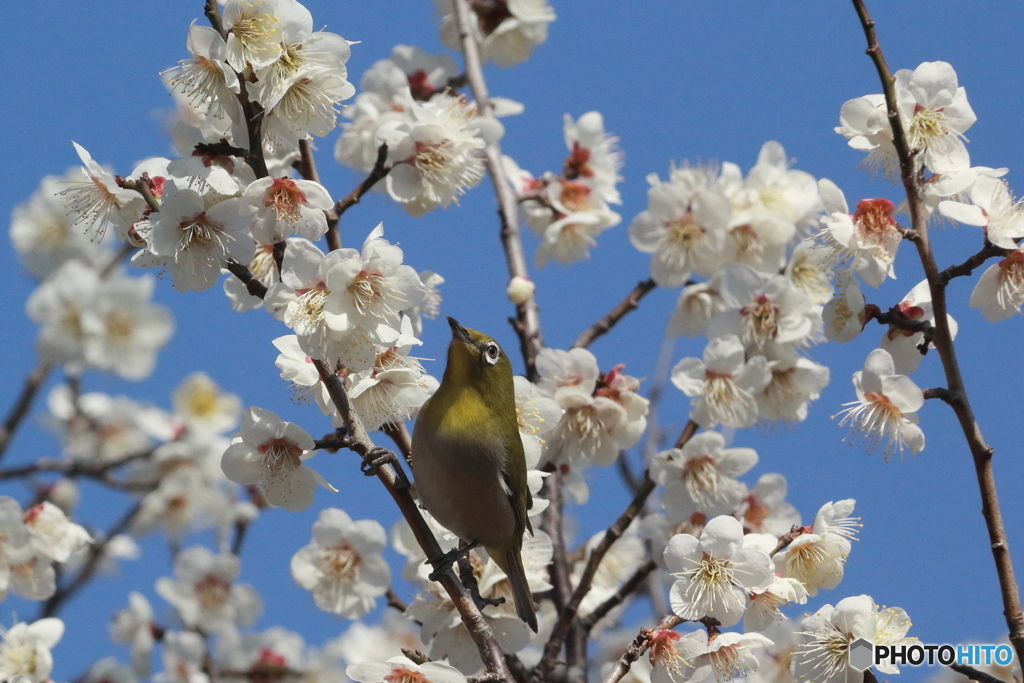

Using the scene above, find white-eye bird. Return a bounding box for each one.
[411,317,537,632]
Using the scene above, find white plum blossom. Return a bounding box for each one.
[664,515,774,627]
[709,264,816,356]
[348,656,467,683]
[155,631,209,683]
[60,143,146,242]
[261,65,356,153]
[0,618,65,683]
[836,61,975,177]
[774,500,859,597]
[745,574,808,632]
[938,175,1024,249]
[378,93,494,216]
[220,0,312,71]
[651,630,773,683]
[630,165,733,287]
[651,432,757,518]
[402,270,445,336]
[823,273,868,343]
[26,260,99,368]
[148,185,254,293]
[970,249,1024,322]
[111,592,156,677]
[214,627,305,678]
[562,111,623,204]
[785,240,835,305]
[538,350,649,467]
[10,171,112,279]
[757,350,830,422]
[895,61,976,174]
[162,22,241,123]
[791,595,913,683]
[671,335,771,429]
[237,177,334,243]
[82,273,175,380]
[290,508,390,618]
[155,545,261,634]
[23,502,91,564]
[880,279,957,374]
[737,473,801,537]
[513,376,563,468]
[817,179,901,288]
[221,406,335,512]
[743,141,822,235]
[836,349,925,456]
[361,45,459,103]
[322,224,426,350]
[344,328,435,432]
[172,372,241,434]
[531,180,622,267]
[437,0,556,68]
[572,527,645,620]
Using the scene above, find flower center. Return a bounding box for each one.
[0,642,38,676]
[852,198,897,245]
[563,142,593,179]
[105,311,135,343]
[194,573,232,611]
[384,667,429,683]
[264,178,306,223]
[177,211,225,254]
[232,5,280,61]
[324,542,362,581]
[559,180,592,212]
[797,626,850,679]
[682,454,722,503]
[740,295,778,348]
[259,437,303,485]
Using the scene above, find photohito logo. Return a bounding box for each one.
[848,638,1015,670]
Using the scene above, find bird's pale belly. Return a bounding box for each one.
[411,428,517,548]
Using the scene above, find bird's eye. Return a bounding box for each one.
[484,343,500,365]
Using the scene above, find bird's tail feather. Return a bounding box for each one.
[489,546,537,632]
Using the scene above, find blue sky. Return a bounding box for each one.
[1,1,1023,680]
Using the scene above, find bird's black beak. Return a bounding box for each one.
[447,316,473,344]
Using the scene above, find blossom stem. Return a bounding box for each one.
[320,144,392,252]
[450,0,544,380]
[224,260,268,299]
[852,0,1024,663]
[0,362,52,463]
[573,279,658,349]
[40,500,145,618]
[312,359,514,682]
[939,242,1010,286]
[949,664,1010,683]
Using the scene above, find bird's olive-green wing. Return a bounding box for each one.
[499,408,533,537]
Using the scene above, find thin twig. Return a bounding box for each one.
[231,520,249,556]
[540,468,573,613]
[923,387,954,403]
[451,0,543,380]
[40,501,144,617]
[313,359,513,681]
[386,587,408,612]
[939,243,1009,286]
[949,664,1009,683]
[225,260,268,299]
[600,615,684,683]
[382,422,414,466]
[0,362,52,463]
[579,559,658,633]
[0,446,155,481]
[851,0,1024,663]
[204,0,227,38]
[322,144,392,252]
[573,279,657,349]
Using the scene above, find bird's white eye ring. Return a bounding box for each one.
[484,343,500,365]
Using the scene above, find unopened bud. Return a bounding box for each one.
[46,479,80,516]
[507,276,535,305]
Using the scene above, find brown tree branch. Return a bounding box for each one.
[322,144,392,252]
[949,664,1009,683]
[383,422,414,466]
[40,500,144,618]
[225,260,268,299]
[939,243,1009,286]
[313,359,513,681]
[451,0,544,380]
[0,362,52,464]
[386,587,408,613]
[573,279,657,350]
[600,615,684,683]
[579,559,658,634]
[851,0,1024,663]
